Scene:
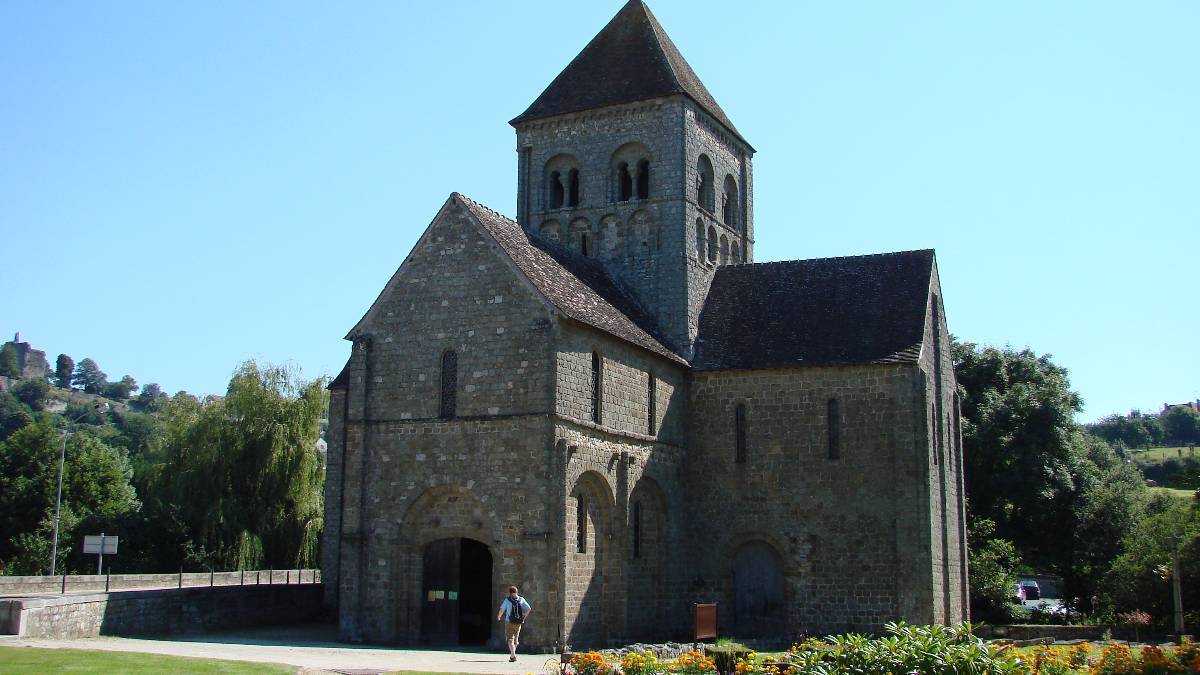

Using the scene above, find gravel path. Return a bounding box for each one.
[1,624,557,674]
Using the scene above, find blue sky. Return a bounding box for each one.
[1,0,1196,422]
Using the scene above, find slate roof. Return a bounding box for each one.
[510,0,748,147]
[457,194,686,365]
[693,250,935,371]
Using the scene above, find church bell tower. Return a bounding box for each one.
[510,0,754,357]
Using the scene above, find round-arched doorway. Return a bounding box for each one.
[732,541,785,638]
[420,537,493,645]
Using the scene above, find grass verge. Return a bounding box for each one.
[0,646,295,674]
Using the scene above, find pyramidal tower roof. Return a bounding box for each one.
[510,0,746,145]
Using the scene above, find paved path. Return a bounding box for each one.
[0,624,558,674]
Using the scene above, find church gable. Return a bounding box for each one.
[345,195,558,419]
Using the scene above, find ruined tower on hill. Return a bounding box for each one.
[323,0,967,648]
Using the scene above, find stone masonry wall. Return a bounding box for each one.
[515,97,754,358]
[918,264,969,625]
[516,99,690,354]
[322,388,347,610]
[554,324,690,647]
[6,585,322,639]
[334,201,560,645]
[686,363,935,637]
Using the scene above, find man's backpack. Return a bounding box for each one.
[509,596,525,624]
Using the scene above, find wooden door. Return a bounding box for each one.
[733,541,785,638]
[421,538,460,644]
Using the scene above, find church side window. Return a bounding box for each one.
[568,168,580,207]
[632,500,642,558]
[576,493,588,553]
[697,155,715,212]
[827,398,840,460]
[636,159,650,199]
[719,234,729,265]
[550,171,565,209]
[722,175,739,226]
[695,220,706,260]
[440,350,457,419]
[618,162,633,201]
[731,240,741,263]
[707,226,718,263]
[647,372,657,435]
[735,403,747,464]
[591,351,603,425]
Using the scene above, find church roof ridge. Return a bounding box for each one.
[731,248,935,270]
[510,0,748,146]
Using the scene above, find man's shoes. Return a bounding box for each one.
[509,656,516,662]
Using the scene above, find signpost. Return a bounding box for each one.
[83,533,118,575]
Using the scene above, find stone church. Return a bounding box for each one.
[323,0,967,649]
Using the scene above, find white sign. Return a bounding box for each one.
[83,535,118,555]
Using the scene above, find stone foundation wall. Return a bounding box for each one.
[1,584,322,639]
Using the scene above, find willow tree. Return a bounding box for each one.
[158,362,326,570]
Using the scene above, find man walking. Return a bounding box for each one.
[496,585,531,662]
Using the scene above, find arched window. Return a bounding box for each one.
[612,142,651,204]
[828,398,840,460]
[735,403,747,464]
[632,499,642,558]
[581,232,590,257]
[544,154,580,210]
[647,372,657,435]
[722,175,739,226]
[568,168,580,207]
[707,226,718,263]
[697,155,715,212]
[695,220,706,260]
[550,171,564,209]
[719,235,730,265]
[576,493,588,553]
[440,350,457,418]
[731,240,741,263]
[591,351,603,425]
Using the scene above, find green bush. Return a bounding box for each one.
[785,622,1025,674]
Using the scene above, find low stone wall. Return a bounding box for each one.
[0,569,318,596]
[0,584,323,639]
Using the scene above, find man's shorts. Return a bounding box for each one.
[505,621,522,642]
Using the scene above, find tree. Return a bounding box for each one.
[11,379,50,411]
[968,517,1021,622]
[0,343,18,378]
[154,361,326,570]
[1087,414,1163,451]
[1105,495,1200,628]
[55,354,74,389]
[1161,407,1200,446]
[71,358,108,394]
[0,392,34,441]
[954,341,1082,566]
[104,375,138,401]
[130,383,166,413]
[0,423,139,574]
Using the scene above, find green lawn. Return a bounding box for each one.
[0,647,296,674]
[1152,486,1197,500]
[1130,446,1196,463]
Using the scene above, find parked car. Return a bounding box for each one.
[1011,583,1026,603]
[1020,580,1041,600]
